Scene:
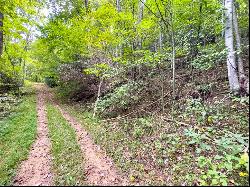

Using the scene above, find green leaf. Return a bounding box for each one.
[211,179,218,185]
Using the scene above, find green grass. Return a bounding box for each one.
[0,94,37,186]
[47,104,85,186]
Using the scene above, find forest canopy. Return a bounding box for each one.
[0,0,249,92]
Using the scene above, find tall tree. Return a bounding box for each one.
[233,3,244,81]
[138,0,146,22]
[115,0,121,57]
[170,0,176,118]
[225,0,240,93]
[138,0,146,49]
[158,30,163,51]
[0,12,3,56]
[116,0,121,12]
[85,0,89,13]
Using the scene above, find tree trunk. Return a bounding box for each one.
[0,12,3,56]
[116,0,121,12]
[138,0,146,49]
[115,0,121,57]
[138,0,146,22]
[225,0,239,93]
[232,4,244,80]
[221,0,225,38]
[84,0,88,13]
[93,77,103,118]
[22,32,31,84]
[159,29,163,52]
[169,0,175,119]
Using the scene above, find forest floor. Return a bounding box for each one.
[0,79,248,186]
[10,83,128,186]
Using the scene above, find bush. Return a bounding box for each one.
[56,61,99,102]
[96,81,143,117]
[44,76,58,88]
[191,45,227,70]
[0,72,23,95]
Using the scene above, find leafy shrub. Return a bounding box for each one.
[191,47,227,70]
[193,131,249,186]
[0,94,21,119]
[183,98,226,125]
[0,72,23,95]
[45,76,58,88]
[184,128,212,154]
[96,81,144,117]
[132,117,153,139]
[56,61,99,101]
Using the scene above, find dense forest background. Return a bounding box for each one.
[0,0,249,186]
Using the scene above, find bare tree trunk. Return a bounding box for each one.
[225,0,239,93]
[115,0,121,57]
[84,0,88,13]
[116,0,121,12]
[93,77,103,118]
[159,29,163,52]
[138,0,146,22]
[138,0,146,49]
[232,4,244,80]
[22,32,31,84]
[170,0,175,119]
[160,68,164,113]
[0,12,3,56]
[221,0,225,38]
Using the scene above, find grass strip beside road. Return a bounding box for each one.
[47,103,86,186]
[0,94,37,186]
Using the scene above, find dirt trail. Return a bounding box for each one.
[52,99,129,185]
[13,84,53,186]
[13,84,128,186]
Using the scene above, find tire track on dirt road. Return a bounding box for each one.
[52,100,129,186]
[13,84,53,186]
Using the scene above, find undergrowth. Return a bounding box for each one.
[62,93,249,186]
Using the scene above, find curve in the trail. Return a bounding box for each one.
[54,103,129,186]
[13,84,53,186]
